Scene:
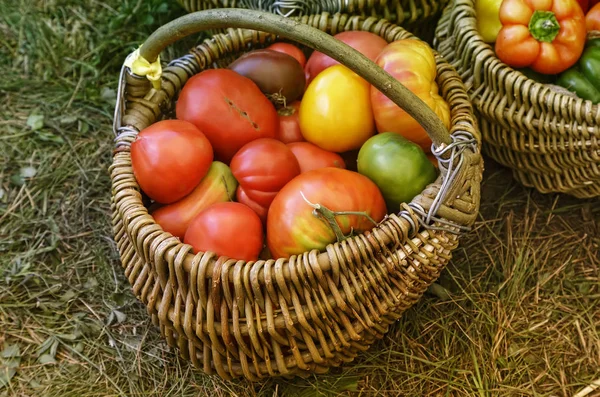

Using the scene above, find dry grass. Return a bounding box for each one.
[0,1,599,396]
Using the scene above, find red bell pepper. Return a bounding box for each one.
[495,0,587,75]
[587,2,600,30]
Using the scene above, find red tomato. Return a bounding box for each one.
[151,161,237,238]
[184,202,263,261]
[230,138,301,208]
[267,43,306,67]
[175,69,278,163]
[267,168,387,259]
[276,101,304,144]
[287,142,346,173]
[131,120,213,204]
[305,31,388,84]
[236,185,268,224]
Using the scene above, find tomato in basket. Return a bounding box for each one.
[176,69,278,163]
[305,31,388,84]
[267,167,387,259]
[287,142,346,173]
[276,101,304,144]
[184,202,264,261]
[131,119,213,204]
[266,42,307,68]
[299,65,375,152]
[229,49,306,104]
[230,138,301,220]
[151,161,238,238]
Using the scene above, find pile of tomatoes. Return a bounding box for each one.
[131,32,449,261]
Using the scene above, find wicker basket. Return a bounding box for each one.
[111,9,482,380]
[434,0,600,198]
[175,0,450,42]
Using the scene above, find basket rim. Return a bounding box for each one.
[111,12,482,283]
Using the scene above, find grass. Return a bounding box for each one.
[0,1,599,396]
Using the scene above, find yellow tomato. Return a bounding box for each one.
[299,65,375,152]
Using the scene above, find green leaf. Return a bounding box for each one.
[35,130,64,144]
[1,345,20,359]
[84,277,98,289]
[100,87,116,102]
[59,115,78,125]
[78,120,89,134]
[0,345,20,389]
[27,113,44,131]
[428,283,452,301]
[0,366,17,388]
[60,289,77,302]
[38,354,57,365]
[57,333,79,342]
[73,342,84,354]
[111,292,130,307]
[113,310,127,324]
[37,337,55,357]
[10,174,24,186]
[142,14,154,26]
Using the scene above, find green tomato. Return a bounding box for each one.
[357,132,438,211]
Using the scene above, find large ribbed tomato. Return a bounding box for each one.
[267,168,387,259]
[175,69,278,163]
[371,39,450,152]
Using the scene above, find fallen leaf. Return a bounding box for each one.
[19,166,37,179]
[1,345,19,359]
[27,113,44,131]
[38,354,57,365]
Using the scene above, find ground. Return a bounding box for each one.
[0,1,599,396]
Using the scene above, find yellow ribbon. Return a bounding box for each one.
[124,46,162,90]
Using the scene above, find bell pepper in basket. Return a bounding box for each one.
[476,0,504,42]
[586,2,600,30]
[556,45,600,103]
[495,0,587,75]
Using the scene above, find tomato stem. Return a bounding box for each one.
[529,10,560,43]
[266,91,287,109]
[300,191,377,243]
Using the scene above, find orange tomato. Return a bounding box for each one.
[370,39,450,153]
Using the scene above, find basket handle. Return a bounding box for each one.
[133,9,452,149]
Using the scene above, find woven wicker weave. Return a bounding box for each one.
[434,0,600,198]
[175,0,450,41]
[110,9,482,380]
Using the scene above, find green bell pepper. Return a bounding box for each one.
[556,46,600,104]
